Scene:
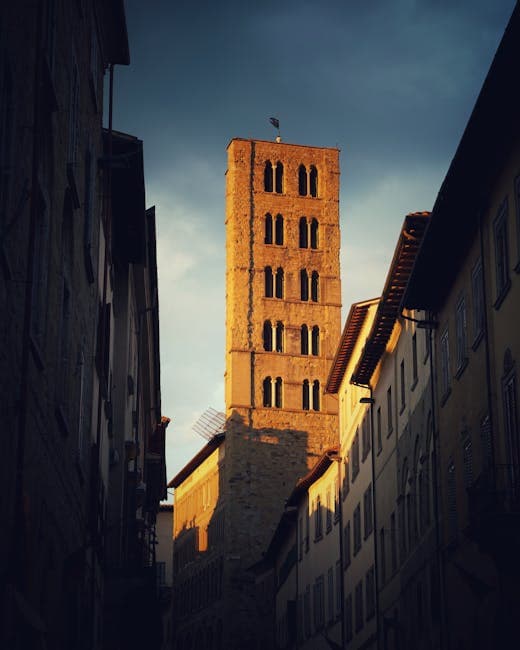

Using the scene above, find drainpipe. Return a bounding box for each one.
[352,382,380,650]
[334,454,346,650]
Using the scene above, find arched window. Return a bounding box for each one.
[263,376,272,407]
[311,326,320,356]
[264,213,273,244]
[299,217,308,248]
[310,218,319,249]
[264,161,273,192]
[300,269,309,301]
[275,267,284,298]
[263,320,273,351]
[312,380,320,411]
[275,322,284,352]
[311,271,319,302]
[309,165,318,197]
[275,377,283,407]
[298,164,307,196]
[275,213,284,245]
[275,162,283,194]
[303,379,310,410]
[301,325,309,355]
[265,266,273,297]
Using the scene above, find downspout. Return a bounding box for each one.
[335,455,346,650]
[352,381,380,650]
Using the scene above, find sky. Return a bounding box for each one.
[111,0,516,495]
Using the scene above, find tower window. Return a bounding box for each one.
[263,320,273,351]
[301,325,309,355]
[311,271,319,302]
[303,380,310,410]
[310,218,319,249]
[275,267,284,299]
[264,213,273,244]
[300,269,309,301]
[275,322,284,352]
[275,377,283,407]
[265,266,273,297]
[264,161,273,192]
[275,213,284,245]
[275,162,283,194]
[312,326,320,355]
[264,376,282,408]
[298,164,307,196]
[303,379,321,411]
[299,217,308,248]
[309,166,318,197]
[312,380,321,411]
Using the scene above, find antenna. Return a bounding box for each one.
[192,407,226,441]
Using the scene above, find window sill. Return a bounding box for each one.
[493,278,511,310]
[439,387,451,408]
[454,358,468,380]
[471,329,484,351]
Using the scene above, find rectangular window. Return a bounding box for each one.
[412,332,418,383]
[362,415,370,460]
[440,327,450,400]
[334,478,340,521]
[365,566,375,620]
[400,360,406,411]
[390,512,397,573]
[455,296,467,373]
[380,528,386,585]
[343,459,350,498]
[327,567,334,623]
[304,586,311,638]
[344,520,351,568]
[447,460,457,542]
[354,581,364,632]
[298,517,303,560]
[363,484,373,539]
[353,503,361,555]
[326,488,332,532]
[315,496,323,540]
[387,386,393,435]
[494,199,510,305]
[313,575,325,630]
[463,437,473,488]
[352,433,360,479]
[471,259,484,343]
[377,406,382,452]
[305,504,310,553]
[345,593,353,642]
[335,561,342,618]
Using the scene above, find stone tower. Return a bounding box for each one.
[223,139,341,641]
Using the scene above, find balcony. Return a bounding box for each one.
[467,465,520,565]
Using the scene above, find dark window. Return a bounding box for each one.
[463,436,473,488]
[303,380,310,410]
[494,200,510,303]
[299,217,308,248]
[380,528,386,584]
[352,431,360,479]
[83,146,95,283]
[315,495,323,539]
[310,218,318,249]
[311,271,319,302]
[387,386,393,434]
[264,161,273,192]
[265,266,273,297]
[274,377,283,408]
[275,267,284,298]
[275,162,283,194]
[263,320,273,351]
[354,581,363,632]
[275,213,283,245]
[275,322,284,352]
[447,460,457,542]
[343,459,350,498]
[365,567,375,620]
[327,567,334,623]
[363,484,373,538]
[400,360,406,411]
[263,377,272,407]
[390,512,397,572]
[353,503,361,554]
[301,325,309,355]
[471,260,484,341]
[345,594,353,642]
[264,213,273,244]
[377,407,382,452]
[309,166,318,198]
[412,333,418,383]
[503,357,519,471]
[298,164,307,196]
[455,296,467,371]
[344,521,351,568]
[311,326,319,356]
[440,328,450,398]
[312,380,320,411]
[300,269,309,301]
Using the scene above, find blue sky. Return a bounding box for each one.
[112,0,515,490]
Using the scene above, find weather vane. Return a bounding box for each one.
[269,116,281,142]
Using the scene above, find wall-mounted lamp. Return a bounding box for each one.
[359,397,375,405]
